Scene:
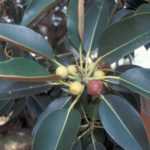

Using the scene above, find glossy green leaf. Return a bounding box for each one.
[32,109,81,150]
[119,68,150,99]
[74,88,92,117]
[99,13,150,65]
[87,98,100,120]
[83,0,108,52]
[32,97,72,138]
[81,138,90,150]
[86,142,106,150]
[72,139,81,150]
[0,78,52,100]
[26,94,52,117]
[107,65,142,93]
[0,58,61,82]
[0,45,6,62]
[10,98,26,118]
[136,3,150,15]
[0,24,54,61]
[0,99,15,117]
[22,0,61,26]
[99,95,149,150]
[109,9,134,25]
[67,0,82,50]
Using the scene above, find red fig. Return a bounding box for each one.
[87,79,103,96]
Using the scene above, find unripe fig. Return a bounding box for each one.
[56,66,68,79]
[67,65,77,73]
[70,81,83,95]
[88,63,97,71]
[93,70,105,78]
[87,79,103,96]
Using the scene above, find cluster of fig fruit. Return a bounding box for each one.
[55,63,105,96]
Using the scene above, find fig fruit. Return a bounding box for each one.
[70,81,83,95]
[87,79,103,96]
[56,66,68,79]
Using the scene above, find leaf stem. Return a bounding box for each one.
[85,52,90,75]
[76,128,91,140]
[59,80,71,86]
[69,86,85,110]
[79,46,83,70]
[86,76,119,80]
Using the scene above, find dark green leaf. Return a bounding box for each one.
[0,24,55,61]
[71,139,81,150]
[85,2,96,13]
[17,7,24,23]
[0,78,52,100]
[32,109,81,150]
[87,98,100,120]
[93,128,105,144]
[109,9,134,25]
[99,13,150,65]
[7,44,21,58]
[99,95,149,150]
[24,0,32,6]
[107,78,132,93]
[74,88,92,117]
[0,58,61,82]
[107,65,142,93]
[22,0,61,26]
[107,0,115,16]
[55,56,72,67]
[0,10,3,19]
[119,68,150,99]
[83,0,108,52]
[7,1,19,24]
[136,3,150,14]
[10,98,26,118]
[67,0,82,50]
[63,37,80,60]
[32,96,72,138]
[81,138,90,150]
[86,142,106,150]
[26,94,52,117]
[49,86,63,100]
[0,45,6,62]
[0,99,15,117]
[113,90,141,112]
[63,37,86,59]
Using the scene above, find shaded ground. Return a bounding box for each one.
[0,130,31,150]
